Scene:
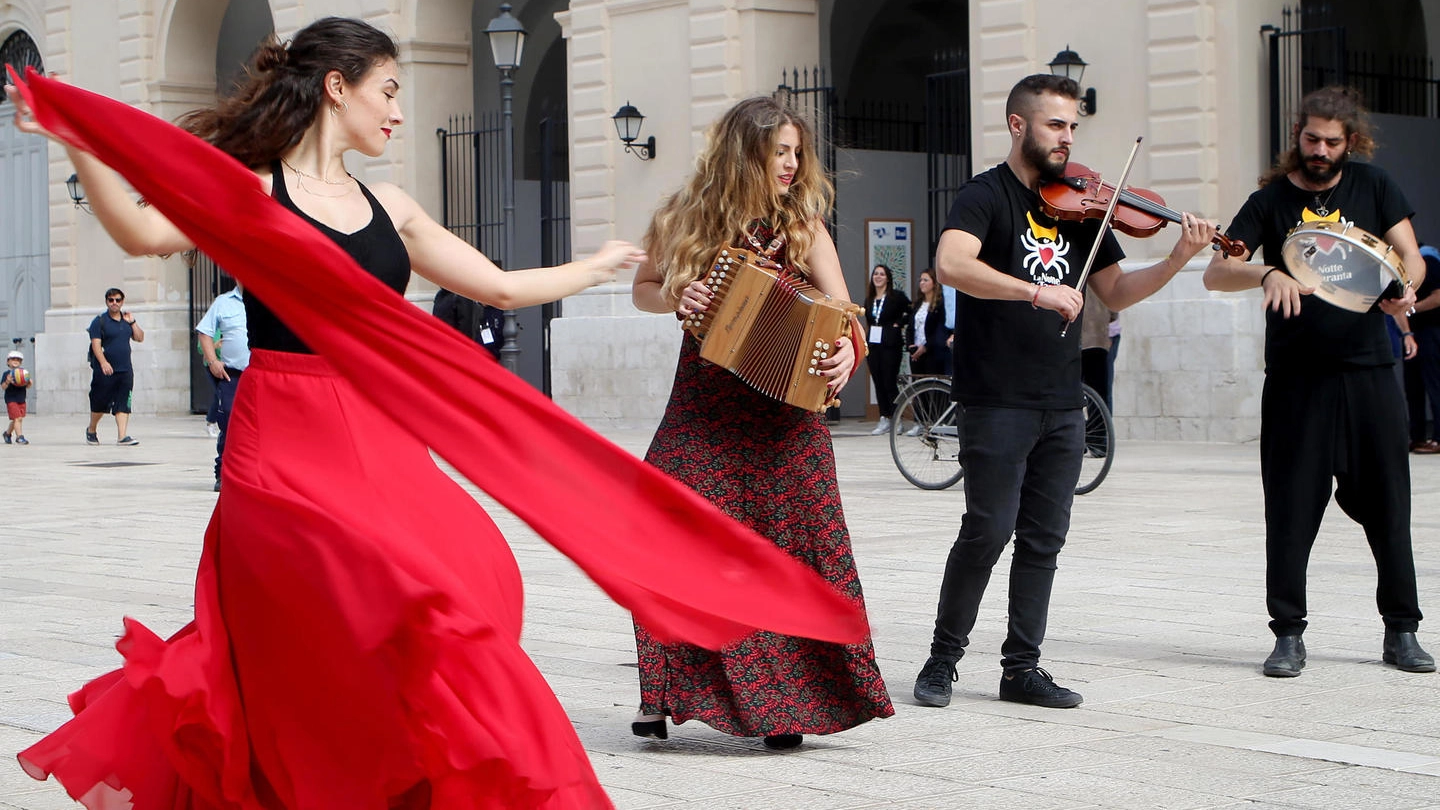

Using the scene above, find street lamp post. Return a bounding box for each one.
[484,4,527,375]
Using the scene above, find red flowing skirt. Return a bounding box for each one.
[19,350,611,809]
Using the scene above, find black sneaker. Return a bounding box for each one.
[913,656,959,707]
[85,430,99,445]
[117,436,140,446]
[999,667,1083,708]
[2,431,9,444]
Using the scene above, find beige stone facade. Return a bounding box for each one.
[3,1,1297,441]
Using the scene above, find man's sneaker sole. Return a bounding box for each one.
[912,688,951,708]
[998,691,1083,709]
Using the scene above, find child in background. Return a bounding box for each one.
[2,350,30,444]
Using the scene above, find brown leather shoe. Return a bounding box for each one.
[1410,440,1440,454]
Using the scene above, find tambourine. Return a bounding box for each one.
[1280,221,1408,313]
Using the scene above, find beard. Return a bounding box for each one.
[1022,130,1068,182]
[1298,151,1347,185]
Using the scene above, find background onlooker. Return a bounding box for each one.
[1406,244,1440,453]
[864,263,910,435]
[196,283,249,490]
[86,287,144,446]
[2,350,29,445]
[432,287,504,360]
[908,268,952,376]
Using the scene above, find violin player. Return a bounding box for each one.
[912,73,1217,710]
[1203,86,1432,678]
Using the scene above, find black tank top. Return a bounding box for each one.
[245,161,412,354]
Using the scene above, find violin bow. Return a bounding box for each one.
[1061,136,1143,337]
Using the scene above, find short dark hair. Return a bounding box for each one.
[104,288,124,301]
[1005,74,1080,119]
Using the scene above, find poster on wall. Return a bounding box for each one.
[864,219,914,405]
[865,219,913,295]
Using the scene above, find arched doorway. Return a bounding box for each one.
[806,0,969,417]
[0,28,48,403]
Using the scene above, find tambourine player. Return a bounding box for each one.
[1203,86,1432,678]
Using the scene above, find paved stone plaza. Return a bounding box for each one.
[3,414,1439,808]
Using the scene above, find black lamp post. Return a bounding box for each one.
[1047,46,1097,116]
[484,3,527,374]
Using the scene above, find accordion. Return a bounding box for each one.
[682,246,863,412]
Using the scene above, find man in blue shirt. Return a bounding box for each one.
[196,283,249,491]
[86,287,145,445]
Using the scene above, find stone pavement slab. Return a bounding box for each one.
[2,414,1439,808]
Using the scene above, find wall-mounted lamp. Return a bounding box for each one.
[612,102,656,161]
[1048,46,1097,116]
[65,173,91,212]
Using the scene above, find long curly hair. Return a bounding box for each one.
[645,97,834,304]
[1261,85,1377,187]
[177,17,398,168]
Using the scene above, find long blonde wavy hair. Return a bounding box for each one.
[646,97,834,304]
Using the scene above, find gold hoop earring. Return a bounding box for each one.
[331,100,348,116]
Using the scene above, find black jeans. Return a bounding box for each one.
[867,345,903,419]
[930,405,1084,673]
[1261,366,1421,636]
[214,368,243,479]
[1412,327,1440,441]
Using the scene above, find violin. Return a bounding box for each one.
[1039,162,1247,257]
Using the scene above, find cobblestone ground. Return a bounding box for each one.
[3,415,1439,808]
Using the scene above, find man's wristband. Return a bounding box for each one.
[1403,331,1415,337]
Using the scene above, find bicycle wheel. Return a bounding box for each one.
[890,378,964,490]
[1076,383,1114,495]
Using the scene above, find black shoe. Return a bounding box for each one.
[999,667,1083,708]
[1383,631,1436,673]
[213,479,222,492]
[2,431,9,444]
[85,430,99,445]
[1263,635,1305,677]
[631,718,667,740]
[763,734,803,750]
[913,656,958,707]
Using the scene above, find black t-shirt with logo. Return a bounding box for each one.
[944,162,1124,409]
[1224,161,1412,370]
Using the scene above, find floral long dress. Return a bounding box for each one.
[634,229,894,737]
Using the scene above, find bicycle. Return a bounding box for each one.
[888,375,1114,495]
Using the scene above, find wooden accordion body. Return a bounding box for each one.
[682,246,862,412]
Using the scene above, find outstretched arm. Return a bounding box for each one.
[6,83,193,257]
[1090,212,1217,311]
[376,183,643,310]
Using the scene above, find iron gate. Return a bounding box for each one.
[186,251,235,413]
[1265,6,1347,164]
[538,114,570,396]
[437,113,507,261]
[925,49,971,263]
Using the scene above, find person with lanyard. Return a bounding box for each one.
[912,73,1216,710]
[864,263,910,434]
[1204,85,1433,677]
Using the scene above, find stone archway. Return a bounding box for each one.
[0,24,49,394]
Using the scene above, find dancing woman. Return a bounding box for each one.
[630,97,894,750]
[8,19,866,808]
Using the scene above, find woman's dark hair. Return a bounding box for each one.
[178,17,398,168]
[865,264,894,307]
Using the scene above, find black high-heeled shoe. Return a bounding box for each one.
[763,733,802,750]
[631,719,668,740]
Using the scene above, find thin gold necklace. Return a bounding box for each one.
[282,157,356,197]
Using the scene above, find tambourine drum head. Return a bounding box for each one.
[1280,221,1404,313]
